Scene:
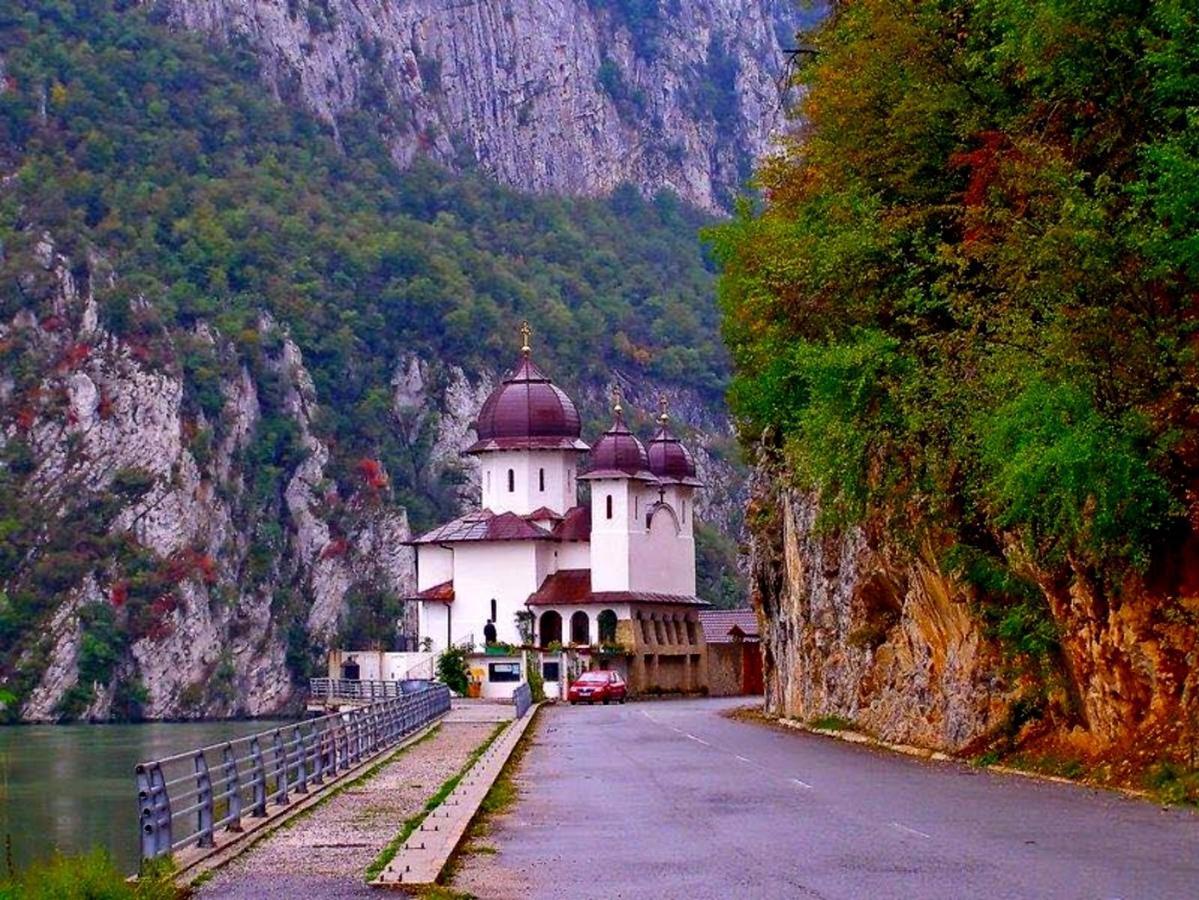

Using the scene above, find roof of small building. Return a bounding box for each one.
[410,506,591,546]
[526,569,708,608]
[410,509,555,545]
[698,609,760,643]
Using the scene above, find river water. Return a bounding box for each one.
[0,720,290,875]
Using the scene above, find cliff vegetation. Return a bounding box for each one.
[712,0,1199,777]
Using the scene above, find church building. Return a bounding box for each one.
[407,325,710,695]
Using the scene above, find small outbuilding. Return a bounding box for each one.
[699,609,763,696]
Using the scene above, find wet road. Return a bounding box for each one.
[456,697,1199,899]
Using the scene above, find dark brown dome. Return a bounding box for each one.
[648,418,700,485]
[580,409,654,480]
[466,355,588,454]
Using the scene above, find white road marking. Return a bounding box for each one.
[891,822,931,839]
[790,778,812,789]
[685,733,710,746]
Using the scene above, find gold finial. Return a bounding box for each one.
[612,385,623,415]
[519,321,532,357]
[658,394,669,425]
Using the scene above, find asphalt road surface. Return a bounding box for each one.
[454,697,1199,899]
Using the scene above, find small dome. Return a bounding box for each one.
[468,354,587,454]
[648,407,701,485]
[581,404,653,480]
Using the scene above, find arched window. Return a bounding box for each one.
[486,470,491,492]
[606,495,613,519]
[508,469,515,493]
[490,598,497,622]
[682,499,687,522]
[539,468,545,492]
[570,611,590,645]
[539,611,562,647]
[598,609,617,644]
[634,495,639,517]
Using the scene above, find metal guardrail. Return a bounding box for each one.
[134,683,450,862]
[513,683,532,719]
[309,677,433,701]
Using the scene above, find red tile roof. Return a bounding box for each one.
[526,569,592,605]
[526,506,563,521]
[411,509,554,544]
[526,569,707,608]
[409,580,454,602]
[698,609,760,643]
[552,505,591,542]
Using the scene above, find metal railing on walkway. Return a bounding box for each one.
[134,683,450,862]
[309,677,432,701]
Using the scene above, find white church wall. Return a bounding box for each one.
[422,602,451,651]
[417,545,454,591]
[558,541,590,570]
[480,449,579,515]
[589,479,641,592]
[629,503,696,595]
[451,541,541,646]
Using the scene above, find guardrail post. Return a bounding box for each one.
[194,752,215,848]
[310,724,325,785]
[137,762,172,861]
[272,729,289,806]
[222,743,243,832]
[295,726,309,794]
[249,737,267,817]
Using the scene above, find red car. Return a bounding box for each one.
[567,671,627,705]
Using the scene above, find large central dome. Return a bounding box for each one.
[466,354,588,454]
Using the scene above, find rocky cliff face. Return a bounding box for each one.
[151,0,810,211]
[0,239,482,720]
[750,454,1199,763]
[749,469,1010,752]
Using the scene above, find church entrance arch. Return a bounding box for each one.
[341,658,360,680]
[539,611,562,647]
[570,611,590,645]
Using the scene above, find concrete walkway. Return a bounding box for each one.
[198,713,495,899]
[451,697,1199,900]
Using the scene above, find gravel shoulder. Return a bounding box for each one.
[198,720,495,900]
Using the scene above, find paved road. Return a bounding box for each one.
[453,697,1199,899]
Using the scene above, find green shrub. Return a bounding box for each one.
[978,381,1177,570]
[436,644,471,696]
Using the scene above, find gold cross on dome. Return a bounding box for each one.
[612,385,623,414]
[658,394,669,424]
[519,321,532,356]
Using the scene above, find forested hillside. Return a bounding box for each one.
[714,0,1199,781]
[0,0,744,721]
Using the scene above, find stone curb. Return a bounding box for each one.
[774,716,1152,802]
[371,705,540,889]
[169,716,448,888]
